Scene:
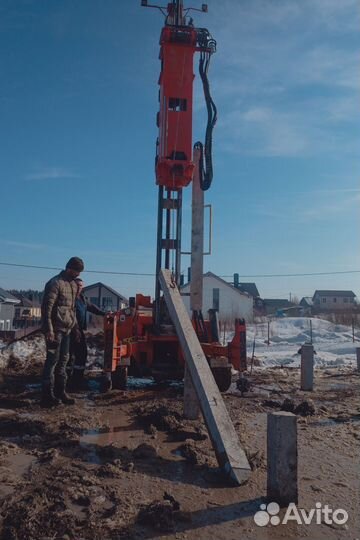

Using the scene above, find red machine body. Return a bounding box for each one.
[104,294,246,391]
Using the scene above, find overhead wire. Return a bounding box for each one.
[0,262,359,278]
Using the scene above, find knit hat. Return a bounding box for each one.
[66,257,84,272]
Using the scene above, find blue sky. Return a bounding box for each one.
[1,0,359,300]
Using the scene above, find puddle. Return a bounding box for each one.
[127,377,156,389]
[311,416,360,427]
[87,379,100,393]
[10,452,35,475]
[87,376,181,394]
[79,408,189,471]
[329,383,351,391]
[79,409,144,463]
[0,452,36,499]
[310,418,338,427]
[25,383,41,391]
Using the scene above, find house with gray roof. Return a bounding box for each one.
[300,297,313,308]
[312,290,357,311]
[82,282,128,312]
[0,288,20,332]
[231,274,264,314]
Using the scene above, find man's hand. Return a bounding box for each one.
[45,331,55,343]
[72,327,82,343]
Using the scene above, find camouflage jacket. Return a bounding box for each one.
[41,271,78,335]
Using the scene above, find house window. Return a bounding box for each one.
[102,297,113,309]
[5,320,10,330]
[322,298,326,303]
[0,320,4,330]
[333,298,337,303]
[90,297,99,306]
[212,288,220,311]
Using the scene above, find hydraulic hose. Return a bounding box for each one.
[196,48,217,191]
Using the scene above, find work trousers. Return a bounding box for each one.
[42,331,71,394]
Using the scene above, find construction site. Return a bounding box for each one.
[0,1,359,539]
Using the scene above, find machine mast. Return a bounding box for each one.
[142,0,216,324]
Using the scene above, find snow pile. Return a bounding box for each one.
[87,347,104,370]
[0,335,46,369]
[245,317,359,369]
[0,318,358,372]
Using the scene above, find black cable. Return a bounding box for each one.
[196,30,217,191]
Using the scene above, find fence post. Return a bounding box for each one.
[267,411,298,505]
[356,347,360,372]
[301,343,314,391]
[352,318,355,343]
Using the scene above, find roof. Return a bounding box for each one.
[263,299,295,308]
[313,290,356,299]
[235,282,260,298]
[182,272,251,299]
[11,293,40,307]
[82,282,128,303]
[0,288,21,304]
[300,297,313,306]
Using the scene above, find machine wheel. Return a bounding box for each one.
[111,367,128,390]
[211,367,232,392]
[99,376,112,393]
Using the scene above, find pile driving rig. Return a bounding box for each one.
[103,0,246,392]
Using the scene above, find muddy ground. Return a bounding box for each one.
[0,339,359,539]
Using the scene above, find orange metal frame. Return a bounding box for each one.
[104,294,246,375]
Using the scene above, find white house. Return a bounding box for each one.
[181,271,253,322]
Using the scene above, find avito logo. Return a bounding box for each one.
[254,502,348,527]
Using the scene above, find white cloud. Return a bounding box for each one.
[204,0,360,157]
[25,167,81,181]
[0,239,45,250]
[243,107,271,122]
[218,107,310,157]
[296,47,360,90]
[300,192,360,221]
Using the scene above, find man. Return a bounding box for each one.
[68,278,106,389]
[40,256,84,407]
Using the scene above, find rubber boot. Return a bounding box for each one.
[40,383,61,408]
[69,369,85,391]
[55,378,76,405]
[60,392,76,405]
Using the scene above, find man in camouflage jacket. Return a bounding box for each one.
[41,257,84,407]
